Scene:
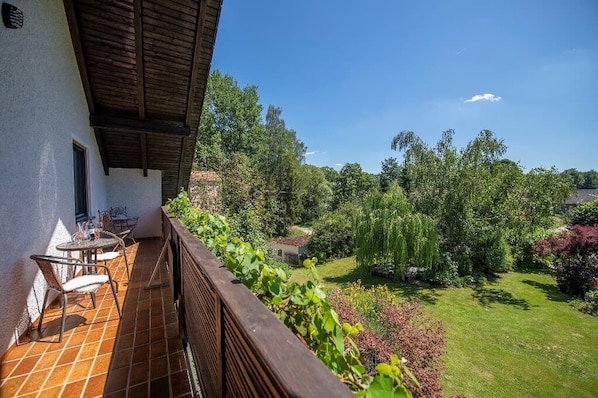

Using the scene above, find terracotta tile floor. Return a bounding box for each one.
[0,238,192,397]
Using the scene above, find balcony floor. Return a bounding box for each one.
[0,238,191,397]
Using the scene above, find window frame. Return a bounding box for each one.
[73,142,89,223]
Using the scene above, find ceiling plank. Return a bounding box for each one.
[90,114,190,136]
[63,0,95,114]
[184,0,207,127]
[134,0,146,120]
[134,0,147,177]
[178,0,208,191]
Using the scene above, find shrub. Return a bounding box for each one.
[567,200,598,226]
[570,287,598,316]
[330,282,448,398]
[534,225,598,298]
[306,204,356,262]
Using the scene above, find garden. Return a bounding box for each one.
[289,258,598,397]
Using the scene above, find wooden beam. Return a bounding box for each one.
[134,0,147,176]
[141,133,148,177]
[178,0,208,191]
[134,0,146,120]
[93,128,110,175]
[184,0,208,127]
[90,114,190,136]
[63,0,95,114]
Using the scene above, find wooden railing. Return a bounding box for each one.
[161,208,352,397]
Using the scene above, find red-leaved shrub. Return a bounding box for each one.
[330,282,448,398]
[533,225,598,297]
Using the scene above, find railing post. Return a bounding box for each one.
[216,296,224,397]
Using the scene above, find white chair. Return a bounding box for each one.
[30,254,122,343]
[95,230,130,280]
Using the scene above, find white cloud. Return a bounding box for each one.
[305,151,318,156]
[334,163,343,167]
[464,93,502,103]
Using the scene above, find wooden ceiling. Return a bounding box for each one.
[64,0,223,203]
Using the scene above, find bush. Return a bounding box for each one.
[424,252,458,286]
[306,204,356,262]
[534,225,598,298]
[330,282,448,398]
[567,200,598,226]
[570,287,598,316]
[470,229,513,273]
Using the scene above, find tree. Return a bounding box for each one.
[195,70,265,170]
[378,157,402,193]
[390,129,570,276]
[296,164,333,224]
[333,163,378,209]
[354,185,439,279]
[583,170,598,189]
[258,105,306,235]
[562,169,598,189]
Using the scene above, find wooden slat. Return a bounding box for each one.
[63,0,95,113]
[90,114,190,136]
[164,211,354,397]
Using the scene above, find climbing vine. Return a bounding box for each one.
[166,190,416,396]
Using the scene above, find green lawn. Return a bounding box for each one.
[289,258,598,398]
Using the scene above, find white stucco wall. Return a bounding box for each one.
[105,168,162,238]
[0,1,166,356]
[0,1,107,355]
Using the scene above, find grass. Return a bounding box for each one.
[290,258,598,398]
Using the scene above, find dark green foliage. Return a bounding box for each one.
[307,204,357,262]
[195,71,308,239]
[296,164,332,225]
[379,157,402,193]
[562,168,598,189]
[332,163,378,209]
[567,200,598,226]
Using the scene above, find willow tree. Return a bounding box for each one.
[354,185,439,280]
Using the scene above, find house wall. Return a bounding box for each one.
[106,168,162,238]
[0,1,160,355]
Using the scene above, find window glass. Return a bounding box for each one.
[73,143,88,222]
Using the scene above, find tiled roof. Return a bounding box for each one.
[272,235,311,247]
[190,170,221,182]
[565,189,598,205]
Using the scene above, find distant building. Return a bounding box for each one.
[189,170,222,213]
[564,189,598,207]
[271,235,311,266]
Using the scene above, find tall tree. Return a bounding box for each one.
[296,164,333,224]
[391,129,571,274]
[333,163,378,208]
[259,105,306,235]
[378,157,402,193]
[195,70,265,170]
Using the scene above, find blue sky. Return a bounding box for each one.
[210,0,597,174]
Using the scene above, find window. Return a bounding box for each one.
[277,249,283,257]
[73,142,88,223]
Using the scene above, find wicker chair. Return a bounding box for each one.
[30,254,122,342]
[95,230,130,280]
[100,211,136,245]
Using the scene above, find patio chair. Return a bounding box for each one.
[95,230,130,280]
[30,254,122,343]
[100,210,137,245]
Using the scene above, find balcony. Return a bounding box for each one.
[0,210,351,397]
[0,238,189,397]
